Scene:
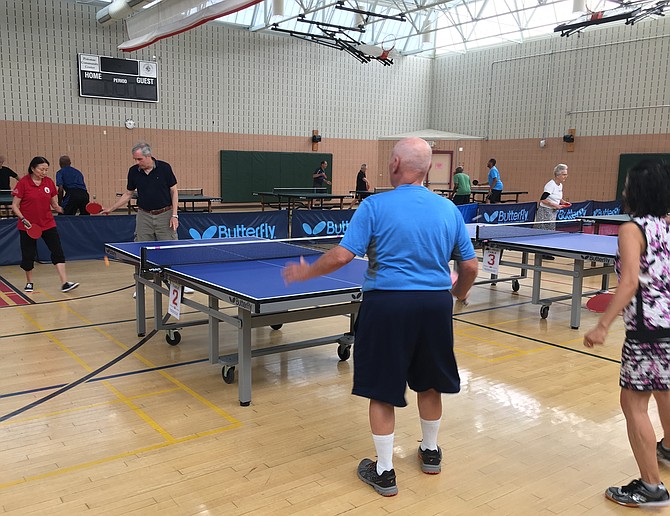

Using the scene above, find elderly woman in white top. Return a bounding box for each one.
[535,164,570,229]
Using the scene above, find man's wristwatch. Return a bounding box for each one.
[171,215,178,219]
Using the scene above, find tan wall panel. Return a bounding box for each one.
[2,120,667,204]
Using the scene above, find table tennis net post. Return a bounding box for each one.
[139,237,342,272]
[474,219,584,240]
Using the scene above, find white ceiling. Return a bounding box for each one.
[80,0,666,60]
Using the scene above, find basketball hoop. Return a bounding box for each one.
[379,35,395,60]
[379,34,395,61]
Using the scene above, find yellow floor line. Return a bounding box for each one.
[4,297,242,488]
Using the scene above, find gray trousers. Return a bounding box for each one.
[134,209,177,242]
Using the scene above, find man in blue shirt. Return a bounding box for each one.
[283,137,479,497]
[486,158,504,203]
[56,156,90,215]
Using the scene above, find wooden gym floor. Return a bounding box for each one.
[0,253,664,515]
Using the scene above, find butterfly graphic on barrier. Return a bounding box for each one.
[302,221,327,236]
[189,226,218,240]
[483,212,499,223]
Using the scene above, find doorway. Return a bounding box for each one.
[427,151,453,190]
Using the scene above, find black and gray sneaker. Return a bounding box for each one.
[24,282,34,292]
[418,445,442,474]
[61,282,79,293]
[605,479,670,507]
[357,458,398,496]
[657,440,670,463]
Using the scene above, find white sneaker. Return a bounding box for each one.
[183,287,195,294]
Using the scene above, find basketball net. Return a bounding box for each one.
[379,36,395,60]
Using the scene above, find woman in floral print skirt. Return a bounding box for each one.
[584,159,670,508]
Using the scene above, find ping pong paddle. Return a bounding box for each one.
[559,202,572,208]
[24,221,42,239]
[585,292,615,313]
[86,202,104,215]
[451,271,469,305]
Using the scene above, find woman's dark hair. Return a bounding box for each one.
[623,160,670,217]
[28,156,49,175]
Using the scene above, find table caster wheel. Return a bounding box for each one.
[337,345,351,361]
[540,305,550,319]
[166,330,181,346]
[222,365,235,384]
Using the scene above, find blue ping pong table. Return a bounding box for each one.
[105,238,367,406]
[577,214,632,234]
[467,223,618,329]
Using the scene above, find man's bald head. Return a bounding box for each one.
[388,137,432,186]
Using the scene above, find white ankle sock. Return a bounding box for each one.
[372,433,394,474]
[419,417,441,451]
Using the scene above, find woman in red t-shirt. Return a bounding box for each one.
[11,156,79,293]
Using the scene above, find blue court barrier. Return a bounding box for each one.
[0,200,622,266]
[456,203,478,223]
[591,200,622,216]
[0,211,288,266]
[556,201,592,220]
[291,209,355,238]
[476,202,537,224]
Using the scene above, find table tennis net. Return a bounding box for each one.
[140,238,339,269]
[475,219,583,240]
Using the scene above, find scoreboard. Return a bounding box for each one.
[78,54,159,103]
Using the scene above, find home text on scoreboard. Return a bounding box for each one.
[78,54,159,103]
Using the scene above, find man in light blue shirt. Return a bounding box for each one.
[486,158,504,204]
[283,137,478,497]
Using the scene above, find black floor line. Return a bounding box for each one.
[458,299,533,315]
[0,357,209,401]
[0,284,135,308]
[0,329,160,422]
[0,308,206,340]
[453,316,620,364]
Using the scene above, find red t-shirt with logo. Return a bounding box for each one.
[13,174,58,232]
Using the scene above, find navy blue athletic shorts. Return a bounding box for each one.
[352,289,460,407]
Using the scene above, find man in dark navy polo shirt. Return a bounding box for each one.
[102,142,179,241]
[103,143,194,295]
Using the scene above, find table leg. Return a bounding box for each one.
[531,254,543,303]
[153,276,163,330]
[135,271,146,337]
[237,308,252,406]
[601,271,610,291]
[570,260,585,329]
[208,296,219,364]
